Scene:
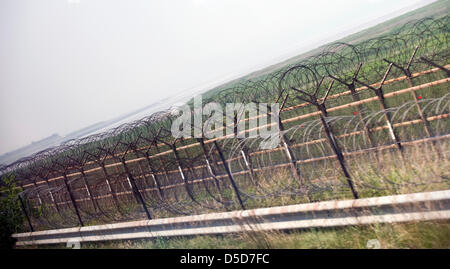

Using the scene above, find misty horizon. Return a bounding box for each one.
[0,0,437,156]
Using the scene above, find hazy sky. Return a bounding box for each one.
[0,0,433,154]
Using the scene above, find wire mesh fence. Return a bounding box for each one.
[1,15,449,232]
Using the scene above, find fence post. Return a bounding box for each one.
[40,176,62,215]
[356,63,403,153]
[121,159,152,220]
[275,95,304,186]
[288,74,359,199]
[143,152,165,200]
[384,47,441,159]
[18,195,34,232]
[171,144,198,203]
[179,138,205,184]
[30,179,43,206]
[66,156,98,213]
[196,138,228,206]
[62,173,84,226]
[317,103,359,199]
[79,168,98,213]
[99,164,121,211]
[85,150,121,211]
[233,114,257,185]
[213,141,246,210]
[197,138,222,190]
[154,143,180,202]
[329,63,375,147]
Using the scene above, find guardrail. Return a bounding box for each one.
[13,189,450,246]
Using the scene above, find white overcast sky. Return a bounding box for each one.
[0,0,434,154]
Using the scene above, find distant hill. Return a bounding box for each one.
[0,98,169,166]
[0,133,62,165]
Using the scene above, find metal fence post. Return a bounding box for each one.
[121,159,152,220]
[233,114,257,184]
[384,47,441,159]
[18,195,34,232]
[62,173,84,226]
[143,152,165,200]
[356,63,403,153]
[329,63,375,147]
[213,141,246,210]
[171,144,198,203]
[79,168,98,213]
[197,138,222,190]
[154,143,180,202]
[99,164,121,211]
[275,95,304,186]
[317,103,359,199]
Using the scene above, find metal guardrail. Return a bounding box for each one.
[13,190,450,246]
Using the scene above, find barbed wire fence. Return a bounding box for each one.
[1,16,449,232]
